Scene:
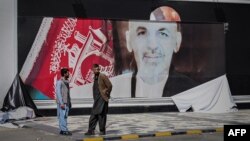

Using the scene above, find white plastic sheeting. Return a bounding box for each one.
[0,106,36,124]
[172,75,237,113]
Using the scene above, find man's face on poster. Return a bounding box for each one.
[127,21,181,81]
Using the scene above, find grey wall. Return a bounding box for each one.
[0,0,17,107]
[0,0,250,107]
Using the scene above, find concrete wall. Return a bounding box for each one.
[0,0,249,108]
[0,0,17,107]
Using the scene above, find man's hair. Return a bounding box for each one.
[93,64,99,68]
[61,68,69,76]
[150,6,181,32]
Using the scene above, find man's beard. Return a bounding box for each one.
[65,75,69,80]
[94,72,100,75]
[94,72,100,79]
[138,63,169,84]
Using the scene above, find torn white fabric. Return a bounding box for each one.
[0,106,36,124]
[172,74,237,113]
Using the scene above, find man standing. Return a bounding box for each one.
[85,64,112,135]
[56,68,72,136]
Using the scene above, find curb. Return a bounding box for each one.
[80,128,224,141]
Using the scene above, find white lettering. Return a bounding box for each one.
[235,129,240,136]
[50,18,77,74]
[228,129,247,136]
[241,129,246,136]
[228,129,235,136]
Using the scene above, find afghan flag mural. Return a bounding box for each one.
[20,18,114,99]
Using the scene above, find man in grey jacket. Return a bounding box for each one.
[56,68,72,136]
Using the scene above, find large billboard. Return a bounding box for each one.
[19,17,225,101]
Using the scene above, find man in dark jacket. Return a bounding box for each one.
[85,64,112,135]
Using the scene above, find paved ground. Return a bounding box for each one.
[114,132,223,141]
[1,109,250,141]
[0,127,72,141]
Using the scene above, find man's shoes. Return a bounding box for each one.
[99,131,106,135]
[84,130,95,135]
[60,131,72,136]
[65,131,72,136]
